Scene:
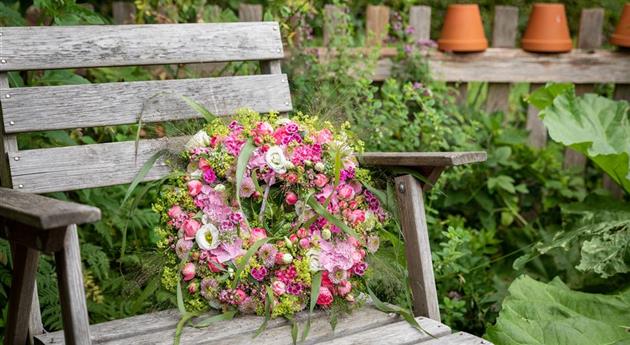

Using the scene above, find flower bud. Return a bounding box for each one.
[284,236,293,249]
[322,228,332,240]
[214,184,226,192]
[282,253,293,264]
[314,162,325,172]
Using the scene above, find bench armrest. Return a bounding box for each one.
[356,151,487,167]
[0,187,101,230]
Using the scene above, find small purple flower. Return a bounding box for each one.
[251,266,268,281]
[286,282,303,295]
[352,262,368,276]
[285,123,299,134]
[412,82,424,90]
[229,212,243,224]
[404,44,413,54]
[405,26,415,35]
[203,168,217,184]
[258,244,278,267]
[220,219,235,232]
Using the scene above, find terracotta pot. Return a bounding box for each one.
[438,4,488,52]
[522,3,572,53]
[611,4,630,47]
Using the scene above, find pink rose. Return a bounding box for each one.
[315,129,333,145]
[285,192,298,205]
[272,280,286,295]
[188,282,198,294]
[349,210,365,225]
[285,173,298,184]
[182,219,201,240]
[182,263,196,281]
[338,281,352,296]
[199,158,210,171]
[188,180,203,196]
[337,184,355,200]
[313,174,328,188]
[275,252,286,265]
[297,228,308,238]
[317,286,334,307]
[299,238,310,249]
[167,205,184,219]
[234,289,247,304]
[251,227,267,243]
[207,256,224,273]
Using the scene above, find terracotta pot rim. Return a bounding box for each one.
[611,33,630,47]
[446,4,480,8]
[438,40,488,51]
[531,3,565,8]
[521,38,572,45]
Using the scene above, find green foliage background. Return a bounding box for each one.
[0,0,628,343]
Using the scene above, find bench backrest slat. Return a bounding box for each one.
[0,23,291,193]
[0,23,283,71]
[2,75,292,133]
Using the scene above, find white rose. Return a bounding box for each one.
[195,224,219,250]
[185,130,210,151]
[305,249,321,272]
[265,146,288,174]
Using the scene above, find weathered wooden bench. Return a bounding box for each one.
[0,22,487,345]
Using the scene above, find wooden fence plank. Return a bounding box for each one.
[395,175,440,321]
[0,23,283,71]
[238,4,262,22]
[486,6,518,114]
[366,5,390,46]
[526,83,547,148]
[564,8,604,169]
[409,6,431,41]
[323,5,346,46]
[112,1,136,24]
[2,74,292,133]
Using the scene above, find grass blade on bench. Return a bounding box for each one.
[191,309,237,328]
[181,95,217,123]
[367,286,436,338]
[235,139,256,229]
[301,270,322,342]
[233,237,270,287]
[307,194,359,239]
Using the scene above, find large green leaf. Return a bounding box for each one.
[486,275,630,345]
[530,86,630,193]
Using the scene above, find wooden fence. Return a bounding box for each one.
[111,2,630,197]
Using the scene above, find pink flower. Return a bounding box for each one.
[272,280,286,295]
[286,282,303,295]
[188,180,203,196]
[207,256,224,273]
[182,219,201,240]
[258,243,277,267]
[182,263,196,281]
[285,173,298,184]
[313,174,328,188]
[175,239,193,259]
[319,239,360,272]
[203,168,217,184]
[317,286,333,307]
[251,266,268,281]
[299,238,310,249]
[211,239,246,263]
[349,210,365,225]
[199,158,210,170]
[285,192,298,205]
[188,282,198,294]
[314,129,333,145]
[168,205,184,219]
[337,184,355,200]
[234,289,247,304]
[254,122,274,136]
[240,176,256,198]
[352,262,368,276]
[251,227,267,242]
[297,228,308,238]
[338,280,352,296]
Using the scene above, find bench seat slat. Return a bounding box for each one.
[0,23,283,71]
[2,74,292,133]
[10,137,188,194]
[421,331,493,344]
[358,152,487,167]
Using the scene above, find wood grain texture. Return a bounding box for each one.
[357,152,487,167]
[421,331,493,344]
[0,188,101,229]
[2,74,292,134]
[0,23,283,71]
[372,49,630,82]
[4,243,40,345]
[0,73,17,188]
[395,175,440,321]
[486,6,518,114]
[578,9,604,50]
[409,6,431,41]
[239,4,262,21]
[1,220,69,253]
[9,136,189,194]
[366,5,390,46]
[112,1,136,24]
[55,225,91,345]
[323,5,346,46]
[315,317,450,345]
[34,306,452,345]
[30,284,45,335]
[526,83,547,148]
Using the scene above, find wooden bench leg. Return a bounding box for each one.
[54,225,92,345]
[4,243,40,345]
[395,174,441,322]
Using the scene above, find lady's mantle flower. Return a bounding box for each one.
[265,146,288,174]
[195,223,220,251]
[185,130,210,151]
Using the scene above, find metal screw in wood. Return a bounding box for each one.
[398,183,405,193]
